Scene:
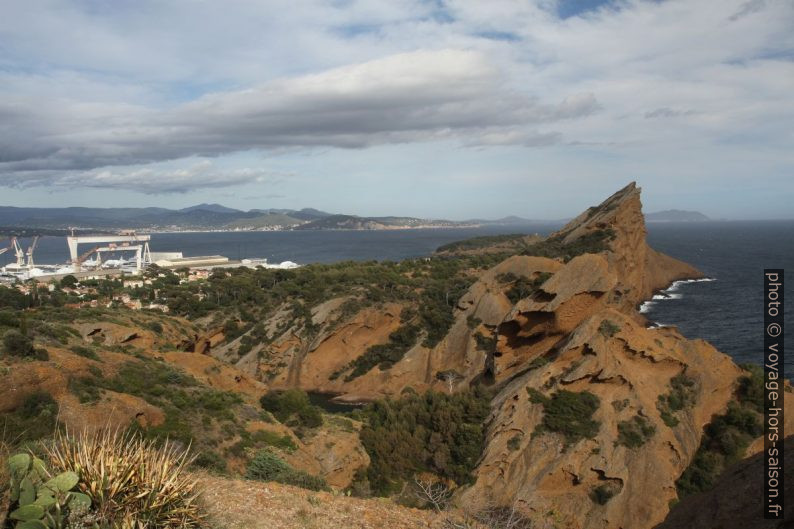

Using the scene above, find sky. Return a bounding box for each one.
[0,0,792,220]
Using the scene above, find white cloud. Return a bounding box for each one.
[0,0,791,212]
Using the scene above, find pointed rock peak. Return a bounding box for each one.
[552,182,643,246]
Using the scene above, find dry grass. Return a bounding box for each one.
[44,429,204,528]
[198,472,446,529]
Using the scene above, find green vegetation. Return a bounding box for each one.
[358,388,492,496]
[246,450,328,491]
[45,429,204,527]
[436,234,529,253]
[70,345,100,361]
[616,415,656,448]
[598,319,621,338]
[506,434,522,452]
[657,373,698,427]
[528,389,601,444]
[5,451,90,528]
[675,366,764,499]
[0,392,60,444]
[338,324,421,381]
[260,389,323,430]
[498,272,553,304]
[522,229,616,262]
[3,330,44,359]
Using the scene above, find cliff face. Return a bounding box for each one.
[186,182,770,528]
[449,183,741,528]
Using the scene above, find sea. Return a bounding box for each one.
[6,221,792,379]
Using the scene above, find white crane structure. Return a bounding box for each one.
[25,236,39,270]
[67,232,152,273]
[4,237,27,270]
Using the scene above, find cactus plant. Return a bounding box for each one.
[4,451,91,529]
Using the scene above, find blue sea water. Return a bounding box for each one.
[6,221,792,378]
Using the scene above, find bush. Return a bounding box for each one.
[3,330,36,358]
[616,415,656,448]
[598,319,621,338]
[45,429,204,528]
[676,401,763,498]
[71,345,100,361]
[193,449,228,473]
[657,373,697,427]
[359,388,492,496]
[523,229,616,262]
[69,377,102,404]
[0,391,59,443]
[529,389,601,445]
[259,389,323,429]
[340,324,420,381]
[246,450,328,491]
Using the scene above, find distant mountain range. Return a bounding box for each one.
[0,204,711,232]
[645,210,710,222]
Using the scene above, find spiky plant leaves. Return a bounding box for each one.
[15,520,48,529]
[43,471,78,494]
[7,453,30,478]
[9,503,45,521]
[18,476,35,506]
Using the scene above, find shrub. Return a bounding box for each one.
[193,449,227,473]
[530,389,601,444]
[676,402,763,498]
[523,229,616,262]
[71,345,100,361]
[3,330,36,358]
[341,324,421,381]
[598,320,621,338]
[359,387,492,496]
[246,450,328,491]
[259,389,323,429]
[45,429,204,528]
[146,321,164,333]
[0,392,59,443]
[616,415,656,448]
[68,377,102,404]
[657,373,698,427]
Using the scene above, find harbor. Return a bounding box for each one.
[0,230,299,283]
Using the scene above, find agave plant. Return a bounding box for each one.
[43,429,204,529]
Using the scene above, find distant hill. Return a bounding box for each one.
[646,210,709,222]
[180,203,243,214]
[225,213,304,229]
[294,214,470,230]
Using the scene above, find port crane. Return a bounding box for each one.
[25,236,39,270]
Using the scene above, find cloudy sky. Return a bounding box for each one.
[1,0,792,219]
